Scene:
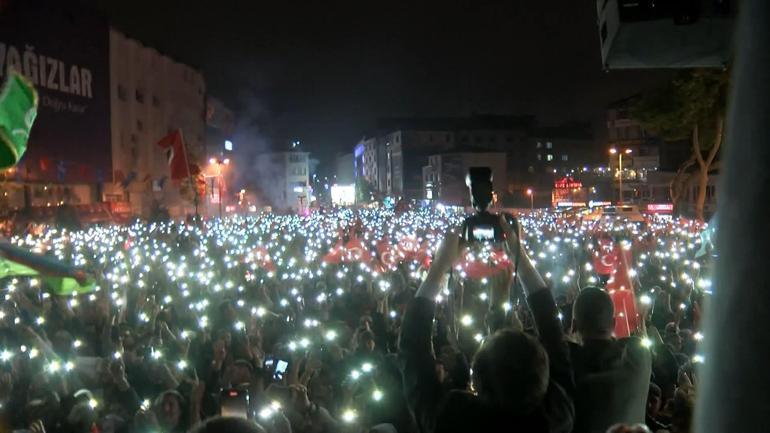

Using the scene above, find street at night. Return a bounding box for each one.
[1,1,768,433]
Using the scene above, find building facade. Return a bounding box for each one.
[354,115,532,200]
[254,151,310,212]
[107,28,206,218]
[0,0,112,214]
[422,151,507,206]
[0,1,208,220]
[514,124,598,205]
[354,137,379,190]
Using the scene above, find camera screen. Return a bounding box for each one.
[472,226,495,241]
[274,360,288,380]
[220,389,249,419]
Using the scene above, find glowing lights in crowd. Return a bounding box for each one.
[0,207,711,425]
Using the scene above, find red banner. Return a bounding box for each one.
[606,244,638,338]
[592,238,617,276]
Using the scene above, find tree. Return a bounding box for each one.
[632,69,728,221]
[355,177,375,204]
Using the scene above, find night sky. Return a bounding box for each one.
[82,0,671,165]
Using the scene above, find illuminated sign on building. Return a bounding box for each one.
[331,184,355,206]
[554,176,583,189]
[646,203,674,213]
[589,200,612,208]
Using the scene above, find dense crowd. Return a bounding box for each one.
[0,207,711,433]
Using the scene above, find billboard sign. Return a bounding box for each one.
[646,203,674,213]
[331,184,354,206]
[0,0,111,183]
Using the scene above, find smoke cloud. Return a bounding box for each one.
[229,91,285,208]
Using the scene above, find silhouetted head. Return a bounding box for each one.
[471,329,549,412]
[573,287,615,339]
[358,330,376,353]
[191,416,267,433]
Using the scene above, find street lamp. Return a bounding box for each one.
[526,188,534,210]
[610,148,632,204]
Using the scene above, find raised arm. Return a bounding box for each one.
[500,217,573,395]
[400,229,462,433]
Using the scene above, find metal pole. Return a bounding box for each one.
[696,1,770,431]
[218,167,223,219]
[618,153,623,204]
[530,193,534,210]
[178,129,198,218]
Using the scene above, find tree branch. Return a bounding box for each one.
[672,171,698,203]
[670,155,697,202]
[706,115,724,168]
[693,123,706,169]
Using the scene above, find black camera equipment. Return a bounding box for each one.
[460,167,518,244]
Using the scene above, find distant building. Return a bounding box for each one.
[254,151,310,212]
[335,153,354,185]
[422,150,507,206]
[354,115,533,200]
[519,124,597,187]
[107,28,206,217]
[0,1,207,220]
[354,137,380,191]
[0,1,112,212]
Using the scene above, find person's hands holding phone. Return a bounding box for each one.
[289,384,312,412]
[211,339,227,370]
[417,228,462,300]
[109,358,130,391]
[499,215,523,255]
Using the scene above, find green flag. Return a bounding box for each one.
[43,276,98,296]
[0,257,97,296]
[0,257,38,278]
[0,69,38,169]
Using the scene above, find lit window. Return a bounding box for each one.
[561,154,568,161]
[546,154,554,161]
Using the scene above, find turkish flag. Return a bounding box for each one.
[39,157,51,172]
[343,236,372,263]
[397,237,420,261]
[376,237,398,269]
[157,130,194,181]
[416,240,433,269]
[606,245,639,338]
[457,249,513,279]
[593,238,617,276]
[322,240,345,264]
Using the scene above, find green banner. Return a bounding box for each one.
[0,257,38,278]
[0,257,96,296]
[0,70,38,169]
[43,276,98,296]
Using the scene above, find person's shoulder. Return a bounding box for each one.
[436,391,497,433]
[616,336,653,366]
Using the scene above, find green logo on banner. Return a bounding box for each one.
[0,69,38,169]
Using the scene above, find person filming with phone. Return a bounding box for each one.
[398,167,575,433]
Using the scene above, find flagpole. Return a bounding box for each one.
[177,129,198,218]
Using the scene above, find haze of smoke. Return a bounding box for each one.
[230,94,285,208]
